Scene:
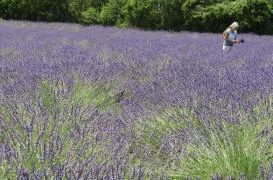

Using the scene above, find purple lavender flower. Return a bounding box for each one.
[1,20,273,179]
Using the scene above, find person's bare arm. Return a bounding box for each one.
[233,39,240,44]
[223,32,228,40]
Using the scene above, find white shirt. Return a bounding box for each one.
[223,28,237,46]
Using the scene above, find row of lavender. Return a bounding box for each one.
[0,20,273,179]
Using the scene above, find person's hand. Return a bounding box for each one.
[233,40,240,44]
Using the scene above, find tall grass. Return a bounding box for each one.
[130,107,197,175]
[3,80,273,179]
[170,98,273,179]
[131,98,273,179]
[0,79,121,179]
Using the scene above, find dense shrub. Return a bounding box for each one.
[123,0,162,29]
[123,0,185,30]
[0,0,272,34]
[98,0,125,26]
[238,0,272,34]
[159,0,185,30]
[79,7,99,25]
[0,0,70,21]
[68,0,108,21]
[182,0,272,33]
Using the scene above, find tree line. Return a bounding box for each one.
[0,0,272,34]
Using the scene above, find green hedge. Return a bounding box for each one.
[183,0,272,34]
[0,0,272,34]
[79,7,99,25]
[123,0,185,30]
[98,0,125,26]
[0,0,70,21]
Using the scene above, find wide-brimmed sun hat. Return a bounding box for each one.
[230,22,239,30]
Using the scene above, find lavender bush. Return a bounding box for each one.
[1,19,273,179]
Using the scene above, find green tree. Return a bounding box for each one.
[0,0,272,34]
[123,0,162,29]
[0,0,70,21]
[99,0,125,26]
[68,0,108,22]
[181,0,272,33]
[159,0,185,30]
[238,0,272,33]
[79,7,99,24]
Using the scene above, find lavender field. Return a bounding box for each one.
[1,20,273,179]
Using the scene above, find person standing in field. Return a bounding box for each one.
[223,22,242,52]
